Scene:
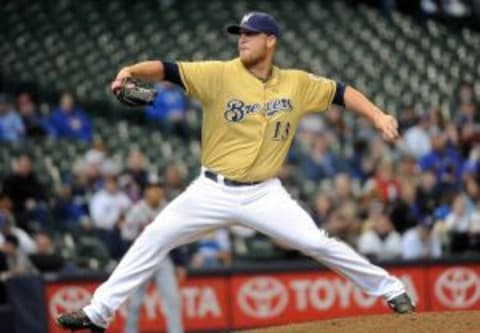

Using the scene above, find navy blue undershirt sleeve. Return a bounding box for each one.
[333,81,346,107]
[163,61,185,89]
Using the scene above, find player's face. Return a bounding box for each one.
[238,30,275,65]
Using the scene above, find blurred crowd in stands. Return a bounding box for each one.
[360,0,480,28]
[1,78,480,282]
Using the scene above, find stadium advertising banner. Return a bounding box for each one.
[44,264,480,332]
[46,277,230,332]
[427,265,480,311]
[231,267,427,329]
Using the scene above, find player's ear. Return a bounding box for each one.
[266,35,277,49]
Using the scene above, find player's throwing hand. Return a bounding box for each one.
[374,113,399,142]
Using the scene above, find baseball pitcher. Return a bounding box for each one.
[58,12,415,332]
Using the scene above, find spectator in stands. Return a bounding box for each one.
[446,122,461,148]
[459,123,480,159]
[353,137,391,184]
[325,211,359,247]
[332,173,356,202]
[82,139,109,191]
[29,232,64,273]
[398,105,417,133]
[16,92,47,138]
[145,82,189,139]
[456,82,477,106]
[0,93,25,142]
[402,216,442,260]
[364,158,402,204]
[402,113,432,158]
[52,185,90,232]
[358,213,402,261]
[338,200,360,229]
[356,116,378,142]
[121,181,167,246]
[0,210,36,254]
[48,92,92,141]
[444,194,477,253]
[396,154,419,182]
[430,108,446,132]
[389,182,420,234]
[0,193,13,216]
[361,199,384,229]
[164,161,186,200]
[300,133,350,182]
[419,131,463,187]
[464,172,480,207]
[89,176,131,258]
[311,192,333,226]
[0,234,37,281]
[348,138,370,181]
[120,149,149,202]
[323,106,349,145]
[469,202,480,252]
[2,154,49,231]
[191,229,231,268]
[296,114,325,152]
[63,161,97,219]
[100,158,122,179]
[415,170,441,217]
[454,82,478,122]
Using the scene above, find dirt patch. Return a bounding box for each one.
[243,311,480,333]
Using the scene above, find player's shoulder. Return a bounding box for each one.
[278,68,315,81]
[177,59,227,70]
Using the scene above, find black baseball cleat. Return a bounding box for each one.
[387,293,416,314]
[56,310,106,332]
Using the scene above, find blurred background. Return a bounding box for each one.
[0,0,479,332]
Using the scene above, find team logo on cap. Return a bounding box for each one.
[241,13,254,24]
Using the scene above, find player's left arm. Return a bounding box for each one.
[301,72,398,142]
[343,86,399,142]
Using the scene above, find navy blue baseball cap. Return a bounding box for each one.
[226,12,280,37]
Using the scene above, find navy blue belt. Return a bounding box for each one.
[204,170,261,186]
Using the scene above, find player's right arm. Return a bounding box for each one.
[111,61,168,92]
[112,60,223,104]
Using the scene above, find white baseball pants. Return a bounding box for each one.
[84,171,405,327]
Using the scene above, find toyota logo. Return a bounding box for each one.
[435,268,480,308]
[238,277,288,319]
[50,287,92,318]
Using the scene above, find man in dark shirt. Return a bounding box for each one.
[2,154,48,230]
[29,232,64,273]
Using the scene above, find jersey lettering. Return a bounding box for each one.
[224,98,293,122]
[264,98,293,116]
[224,99,261,122]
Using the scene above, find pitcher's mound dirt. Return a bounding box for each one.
[245,311,480,333]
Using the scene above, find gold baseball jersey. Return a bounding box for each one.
[178,58,336,182]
